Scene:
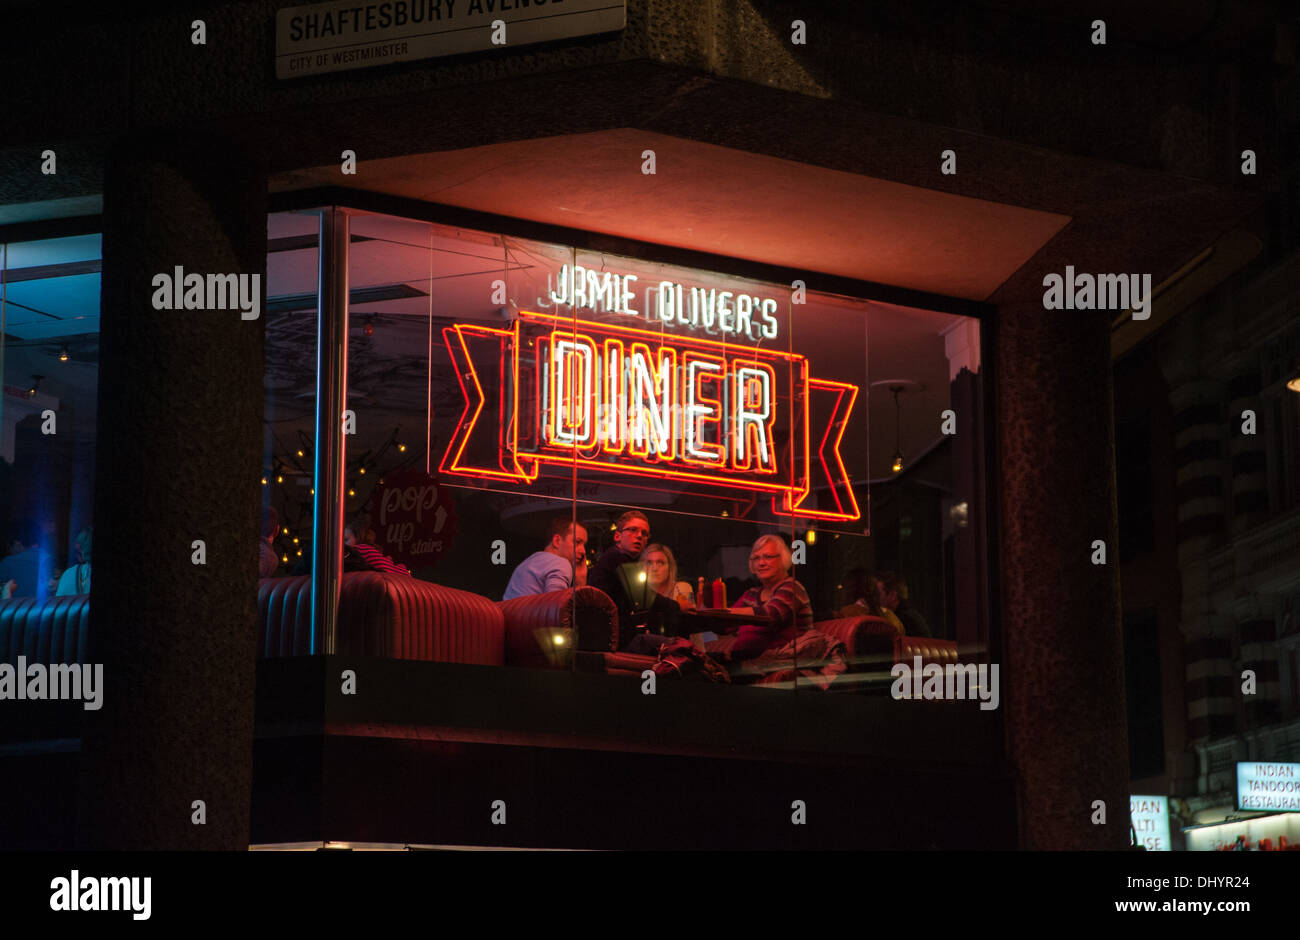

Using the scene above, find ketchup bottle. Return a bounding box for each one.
[711,577,726,609]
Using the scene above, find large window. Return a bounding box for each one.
[0,232,99,602]
[262,207,991,685]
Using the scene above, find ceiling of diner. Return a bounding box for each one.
[272,129,1071,303]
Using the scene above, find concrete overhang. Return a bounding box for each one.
[271,129,1070,304]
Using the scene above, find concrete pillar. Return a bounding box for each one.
[77,131,266,849]
[997,300,1129,850]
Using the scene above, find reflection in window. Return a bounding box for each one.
[260,209,990,688]
[0,233,99,602]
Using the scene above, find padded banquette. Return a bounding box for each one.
[896,634,960,668]
[2,584,957,685]
[257,572,505,665]
[0,594,92,665]
[496,586,618,668]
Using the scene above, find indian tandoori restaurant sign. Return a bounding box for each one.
[439,309,861,521]
[275,0,627,78]
[1237,762,1300,813]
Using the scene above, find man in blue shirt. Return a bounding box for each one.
[502,517,588,600]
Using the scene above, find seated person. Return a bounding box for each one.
[502,517,586,600]
[838,566,903,635]
[259,506,281,578]
[878,571,931,638]
[55,527,93,596]
[0,519,55,601]
[343,524,412,576]
[639,543,695,610]
[588,510,679,650]
[728,534,813,662]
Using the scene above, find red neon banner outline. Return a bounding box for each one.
[441,311,860,520]
[779,378,861,521]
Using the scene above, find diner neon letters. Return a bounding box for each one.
[541,336,776,472]
[440,310,860,521]
[542,263,780,343]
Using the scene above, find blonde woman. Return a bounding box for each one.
[729,534,812,661]
[639,543,696,610]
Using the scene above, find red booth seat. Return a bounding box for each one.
[258,572,505,665]
[496,586,618,668]
[895,634,960,668]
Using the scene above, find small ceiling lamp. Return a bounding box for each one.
[27,375,44,398]
[872,379,922,478]
[58,348,70,362]
[1288,373,1300,394]
[890,385,904,474]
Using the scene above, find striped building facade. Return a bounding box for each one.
[1157,247,1300,813]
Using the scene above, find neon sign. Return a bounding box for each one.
[440,310,860,521]
[539,263,782,343]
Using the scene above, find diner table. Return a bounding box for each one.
[680,608,773,629]
[677,608,772,645]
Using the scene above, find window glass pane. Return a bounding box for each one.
[261,206,991,709]
[262,210,322,580]
[0,234,100,601]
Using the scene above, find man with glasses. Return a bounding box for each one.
[589,510,679,651]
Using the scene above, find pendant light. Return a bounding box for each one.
[890,385,904,474]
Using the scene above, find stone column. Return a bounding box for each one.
[996,300,1128,850]
[77,131,267,849]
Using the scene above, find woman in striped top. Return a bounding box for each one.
[729,534,813,661]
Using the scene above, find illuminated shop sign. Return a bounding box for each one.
[440,310,859,520]
[1129,795,1170,851]
[538,264,782,343]
[1237,762,1300,813]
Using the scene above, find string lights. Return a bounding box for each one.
[260,424,422,568]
